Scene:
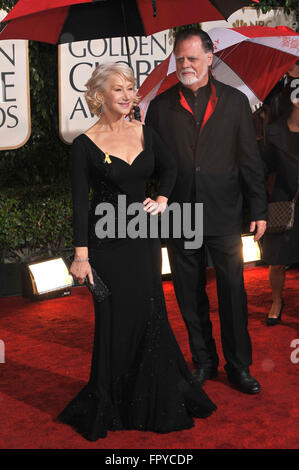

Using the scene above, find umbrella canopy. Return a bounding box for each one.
[210,25,299,107]
[139,25,299,113]
[0,0,259,44]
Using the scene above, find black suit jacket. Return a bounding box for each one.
[146,78,268,236]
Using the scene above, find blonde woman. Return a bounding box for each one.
[58,63,216,441]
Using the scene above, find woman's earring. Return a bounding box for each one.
[95,96,105,118]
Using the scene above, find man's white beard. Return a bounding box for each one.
[177,58,208,86]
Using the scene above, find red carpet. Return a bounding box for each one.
[0,266,298,449]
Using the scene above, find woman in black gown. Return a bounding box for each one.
[58,63,216,441]
[262,93,299,326]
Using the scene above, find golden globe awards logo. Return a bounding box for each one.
[58,31,173,144]
[0,10,31,150]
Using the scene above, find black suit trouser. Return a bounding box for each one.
[166,233,252,371]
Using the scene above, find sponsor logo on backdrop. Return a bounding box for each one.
[0,10,31,150]
[201,7,298,31]
[59,31,173,144]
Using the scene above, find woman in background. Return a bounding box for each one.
[262,89,299,326]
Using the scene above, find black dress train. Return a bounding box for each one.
[58,125,216,441]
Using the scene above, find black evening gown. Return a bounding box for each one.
[58,125,216,441]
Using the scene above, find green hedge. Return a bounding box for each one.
[0,184,74,263]
[255,1,299,23]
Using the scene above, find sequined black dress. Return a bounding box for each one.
[58,125,216,441]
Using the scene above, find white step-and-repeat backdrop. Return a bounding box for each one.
[0,10,31,150]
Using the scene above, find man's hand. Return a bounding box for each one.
[249,220,267,241]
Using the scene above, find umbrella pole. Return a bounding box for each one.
[121,0,132,68]
[124,34,132,69]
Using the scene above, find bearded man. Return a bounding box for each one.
[146,28,268,394]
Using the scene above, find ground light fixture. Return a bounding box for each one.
[241,233,262,265]
[21,257,73,301]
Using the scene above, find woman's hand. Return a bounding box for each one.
[128,106,145,124]
[69,260,94,285]
[143,196,168,215]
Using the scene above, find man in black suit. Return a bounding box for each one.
[146,28,267,394]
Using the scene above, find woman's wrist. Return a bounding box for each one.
[74,246,88,261]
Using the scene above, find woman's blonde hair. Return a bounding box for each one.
[84,62,139,117]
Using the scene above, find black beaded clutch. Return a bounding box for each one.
[85,266,111,303]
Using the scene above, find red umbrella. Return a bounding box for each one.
[0,0,259,65]
[139,25,299,113]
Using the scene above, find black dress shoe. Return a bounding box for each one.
[192,366,218,386]
[226,368,261,394]
[266,300,284,326]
